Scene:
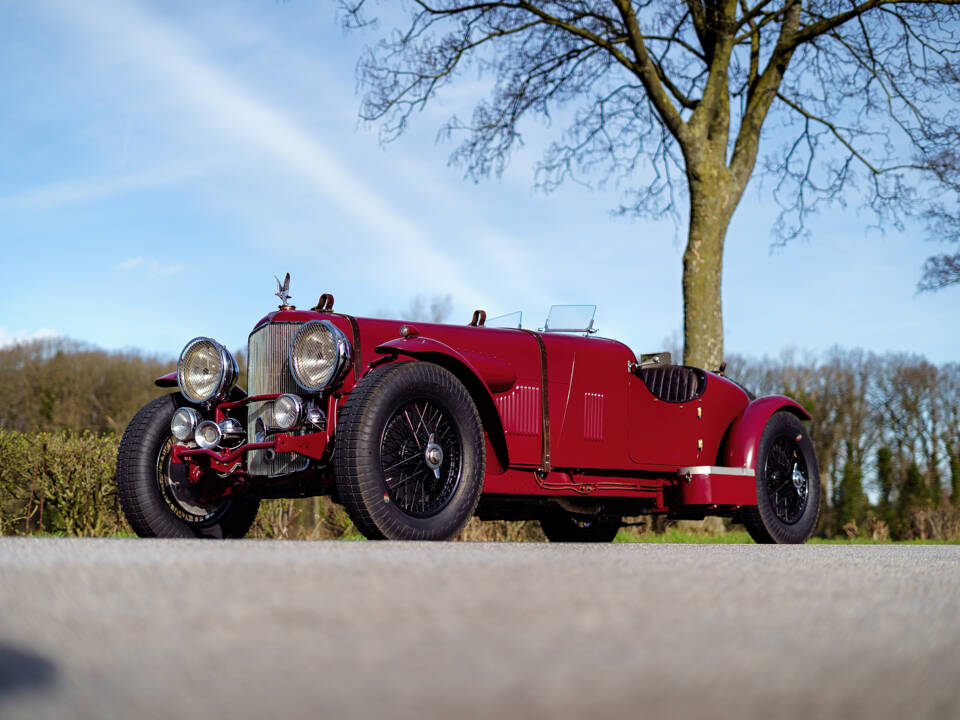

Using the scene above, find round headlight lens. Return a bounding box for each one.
[273,394,304,430]
[195,420,222,450]
[289,320,351,392]
[177,337,237,403]
[170,407,200,442]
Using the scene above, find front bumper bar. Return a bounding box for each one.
[171,432,330,474]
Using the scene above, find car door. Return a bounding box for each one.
[628,373,705,467]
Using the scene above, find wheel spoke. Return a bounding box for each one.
[403,409,422,448]
[379,398,463,518]
[773,477,794,493]
[415,402,430,438]
[765,435,809,525]
[382,454,420,474]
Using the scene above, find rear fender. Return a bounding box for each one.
[719,395,811,471]
[375,337,512,473]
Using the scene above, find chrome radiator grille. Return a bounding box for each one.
[246,322,308,477]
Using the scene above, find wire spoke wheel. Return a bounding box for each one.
[763,436,809,525]
[742,411,820,544]
[380,399,462,518]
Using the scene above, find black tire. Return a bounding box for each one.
[334,362,485,540]
[116,394,260,538]
[742,411,820,544]
[539,511,621,543]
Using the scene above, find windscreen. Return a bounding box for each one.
[543,305,597,333]
[486,311,523,329]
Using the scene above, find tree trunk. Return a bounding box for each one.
[682,175,737,368]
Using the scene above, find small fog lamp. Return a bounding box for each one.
[170,407,200,442]
[195,420,223,450]
[273,394,304,430]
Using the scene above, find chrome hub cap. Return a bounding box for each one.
[792,463,808,499]
[424,434,444,479]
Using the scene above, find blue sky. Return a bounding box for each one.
[1,0,957,364]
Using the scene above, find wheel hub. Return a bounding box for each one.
[424,434,444,479]
[792,463,807,498]
[158,438,226,522]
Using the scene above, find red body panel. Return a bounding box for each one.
[628,372,749,467]
[679,468,757,506]
[168,307,812,514]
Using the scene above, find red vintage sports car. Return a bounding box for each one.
[117,277,820,543]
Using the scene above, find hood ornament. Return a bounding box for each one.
[274,273,294,309]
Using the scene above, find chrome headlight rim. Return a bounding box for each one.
[170,407,201,443]
[288,320,352,393]
[177,336,238,404]
[194,420,222,450]
[274,393,305,430]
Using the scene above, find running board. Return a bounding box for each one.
[677,465,757,506]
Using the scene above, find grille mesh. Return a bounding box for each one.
[247,322,307,476]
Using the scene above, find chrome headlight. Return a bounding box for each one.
[177,337,238,404]
[288,320,351,392]
[170,407,200,442]
[273,394,305,430]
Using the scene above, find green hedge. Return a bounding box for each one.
[0,428,358,540]
[0,429,126,536]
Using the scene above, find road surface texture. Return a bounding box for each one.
[0,538,957,720]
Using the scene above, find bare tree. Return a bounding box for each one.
[341,1,960,367]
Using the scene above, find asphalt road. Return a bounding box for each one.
[0,538,958,720]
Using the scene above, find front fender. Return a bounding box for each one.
[154,371,177,387]
[375,337,516,394]
[720,395,811,470]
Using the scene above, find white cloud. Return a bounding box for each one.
[146,261,183,277]
[0,162,205,211]
[0,327,60,348]
[116,257,144,270]
[115,256,181,277]
[46,0,492,310]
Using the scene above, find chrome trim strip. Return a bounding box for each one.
[678,465,755,477]
[518,330,550,473]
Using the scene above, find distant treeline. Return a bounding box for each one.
[725,348,960,538]
[0,338,957,540]
[0,338,173,434]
